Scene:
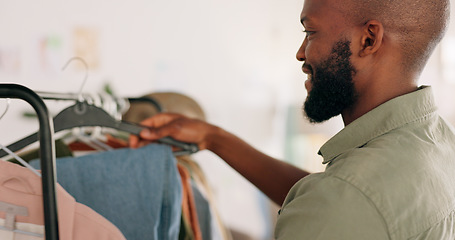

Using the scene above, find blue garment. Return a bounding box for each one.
[191,182,211,240]
[191,182,223,240]
[30,144,182,240]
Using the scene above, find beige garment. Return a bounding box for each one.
[122,92,206,123]
[0,160,126,240]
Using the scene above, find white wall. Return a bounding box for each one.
[0,0,303,239]
[1,1,455,239]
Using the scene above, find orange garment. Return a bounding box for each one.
[178,164,202,240]
[0,160,126,240]
[67,134,129,151]
[177,155,232,240]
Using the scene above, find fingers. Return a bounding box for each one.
[129,134,139,148]
[128,112,214,151]
[129,135,152,148]
[139,113,182,128]
[129,113,188,148]
[139,118,183,141]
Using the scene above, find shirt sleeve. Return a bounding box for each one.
[274,174,390,240]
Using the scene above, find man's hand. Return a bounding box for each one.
[129,113,217,150]
[129,112,309,206]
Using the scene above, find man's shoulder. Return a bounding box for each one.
[277,113,455,239]
[320,119,455,238]
[328,114,455,182]
[277,173,390,239]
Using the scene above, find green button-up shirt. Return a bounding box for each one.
[275,86,455,239]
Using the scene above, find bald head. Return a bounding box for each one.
[343,0,450,73]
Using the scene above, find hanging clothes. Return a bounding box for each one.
[178,163,203,240]
[30,143,182,240]
[177,155,231,240]
[64,138,228,240]
[177,161,228,240]
[0,160,126,240]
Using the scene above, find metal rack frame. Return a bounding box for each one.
[0,84,59,240]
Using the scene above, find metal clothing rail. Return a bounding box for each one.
[35,90,164,112]
[0,88,199,159]
[0,84,59,240]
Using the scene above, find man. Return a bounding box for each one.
[131,0,455,238]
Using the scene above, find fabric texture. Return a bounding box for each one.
[191,181,225,240]
[275,86,455,239]
[30,144,182,240]
[0,160,125,240]
[0,219,44,240]
[177,155,230,240]
[178,164,203,240]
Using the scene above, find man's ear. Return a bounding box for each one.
[359,20,384,57]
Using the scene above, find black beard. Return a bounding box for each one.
[303,40,358,123]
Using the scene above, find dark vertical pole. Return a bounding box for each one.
[0,84,59,240]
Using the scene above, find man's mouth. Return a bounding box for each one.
[302,63,312,75]
[302,63,313,92]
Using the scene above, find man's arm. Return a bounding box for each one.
[130,113,309,205]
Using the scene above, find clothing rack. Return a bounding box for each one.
[0,90,198,158]
[0,92,183,159]
[35,90,164,113]
[0,84,59,240]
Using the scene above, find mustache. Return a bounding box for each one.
[302,63,313,73]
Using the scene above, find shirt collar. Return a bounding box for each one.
[319,86,437,165]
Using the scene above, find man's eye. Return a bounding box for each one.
[303,30,315,38]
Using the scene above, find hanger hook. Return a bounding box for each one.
[62,56,89,102]
[0,98,11,121]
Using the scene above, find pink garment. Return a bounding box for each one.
[0,160,126,240]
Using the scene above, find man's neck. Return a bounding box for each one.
[341,81,418,126]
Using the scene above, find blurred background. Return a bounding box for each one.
[1,0,454,239]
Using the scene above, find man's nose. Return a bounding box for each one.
[296,38,307,61]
